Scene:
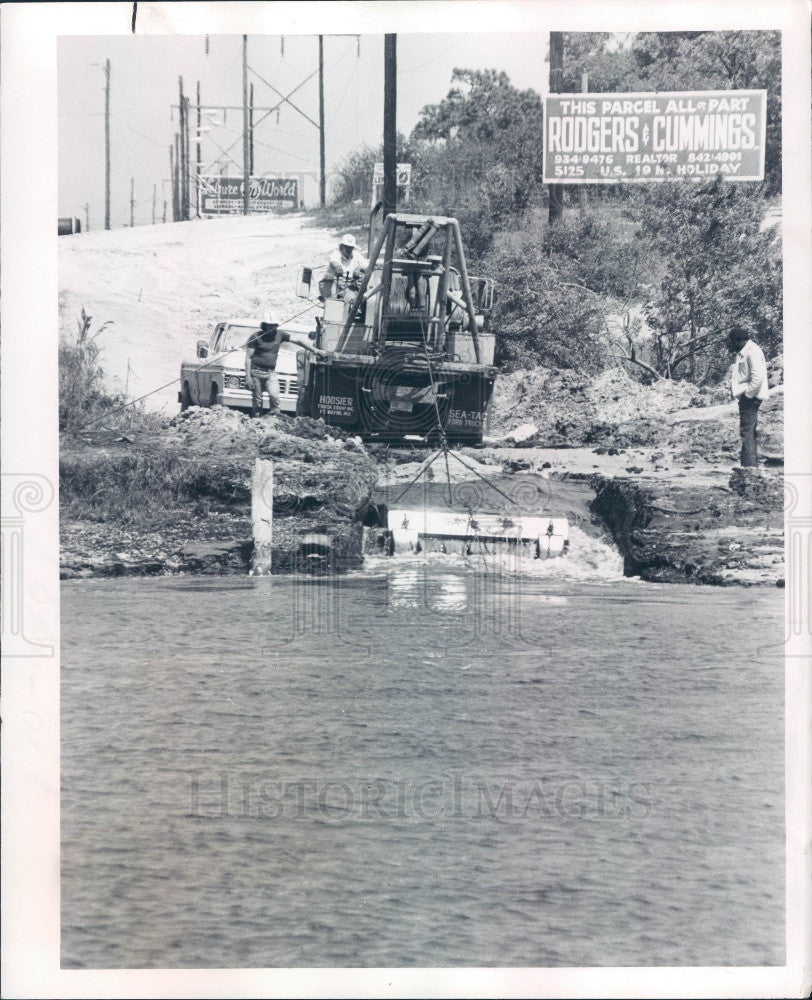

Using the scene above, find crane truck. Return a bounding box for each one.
[295,213,497,446]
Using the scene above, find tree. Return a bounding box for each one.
[409,68,544,257]
[562,31,782,195]
[636,178,782,381]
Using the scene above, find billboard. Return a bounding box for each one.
[543,90,767,183]
[371,162,412,207]
[199,175,299,215]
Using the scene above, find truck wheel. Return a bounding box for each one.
[180,382,192,411]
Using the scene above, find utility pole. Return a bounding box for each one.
[170,138,179,221]
[178,77,187,220]
[152,183,157,224]
[104,58,111,230]
[84,202,90,232]
[579,72,589,216]
[130,177,135,227]
[242,35,250,215]
[318,35,326,207]
[548,32,564,226]
[183,95,191,220]
[196,81,202,217]
[383,34,397,220]
[249,81,255,175]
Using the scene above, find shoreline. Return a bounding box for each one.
[60,410,784,587]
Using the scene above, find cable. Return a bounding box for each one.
[402,35,463,73]
[76,300,321,432]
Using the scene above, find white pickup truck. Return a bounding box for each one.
[179,318,302,414]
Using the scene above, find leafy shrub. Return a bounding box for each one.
[59,308,123,434]
[486,233,609,372]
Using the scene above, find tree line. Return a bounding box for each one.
[332,31,782,382]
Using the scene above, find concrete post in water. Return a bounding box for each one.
[251,458,273,574]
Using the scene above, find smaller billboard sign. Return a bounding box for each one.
[543,90,767,183]
[199,175,299,215]
[371,162,412,207]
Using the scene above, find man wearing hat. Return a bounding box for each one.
[728,325,769,467]
[322,233,369,298]
[245,312,324,417]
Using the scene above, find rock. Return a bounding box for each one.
[591,473,783,585]
[729,467,784,507]
[506,422,539,445]
[505,458,532,473]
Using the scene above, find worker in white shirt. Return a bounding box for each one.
[728,326,769,467]
[319,234,369,299]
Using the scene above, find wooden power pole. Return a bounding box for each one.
[249,81,255,175]
[242,34,250,215]
[579,72,589,215]
[104,59,111,230]
[383,34,397,220]
[170,138,179,221]
[548,32,564,226]
[318,35,326,207]
[196,81,202,217]
[184,95,191,219]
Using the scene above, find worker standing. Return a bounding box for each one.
[728,325,769,467]
[320,234,369,299]
[245,312,324,417]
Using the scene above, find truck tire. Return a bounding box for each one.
[180,382,192,412]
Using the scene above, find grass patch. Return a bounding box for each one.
[60,446,252,526]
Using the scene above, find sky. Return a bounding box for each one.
[58,32,550,228]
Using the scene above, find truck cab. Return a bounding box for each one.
[179,318,302,413]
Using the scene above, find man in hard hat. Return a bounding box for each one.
[728,325,769,467]
[245,312,325,417]
[322,233,369,298]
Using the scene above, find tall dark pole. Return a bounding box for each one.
[196,82,202,217]
[249,82,255,175]
[183,96,191,220]
[383,34,397,220]
[178,77,186,220]
[104,59,111,230]
[548,32,564,226]
[318,35,325,207]
[171,136,179,221]
[242,34,250,215]
[169,144,175,221]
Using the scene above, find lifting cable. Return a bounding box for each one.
[75,299,320,434]
[391,311,515,510]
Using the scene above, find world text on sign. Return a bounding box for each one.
[543,90,767,183]
[199,175,299,214]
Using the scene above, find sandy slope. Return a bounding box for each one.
[59,214,337,413]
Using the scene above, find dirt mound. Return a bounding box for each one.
[162,406,375,514]
[489,361,783,466]
[490,366,698,448]
[670,390,783,465]
[61,405,379,576]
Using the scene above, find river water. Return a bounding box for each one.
[61,558,785,968]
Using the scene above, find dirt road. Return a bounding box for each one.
[59,213,337,413]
